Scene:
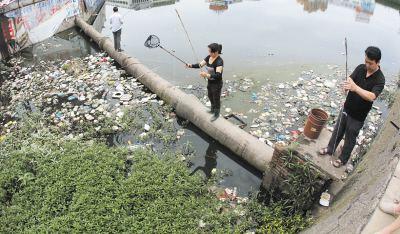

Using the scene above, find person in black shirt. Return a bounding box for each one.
[319,46,385,168]
[186,43,224,121]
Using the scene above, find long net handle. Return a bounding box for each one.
[159,45,187,65]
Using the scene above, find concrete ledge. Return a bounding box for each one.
[363,209,400,234]
[304,90,400,234]
[362,174,400,234]
[394,160,400,179]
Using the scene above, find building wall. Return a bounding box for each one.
[0,0,105,60]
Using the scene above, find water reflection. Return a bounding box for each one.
[181,122,262,196]
[190,142,218,179]
[101,0,400,89]
[208,0,243,13]
[106,0,179,10]
[296,0,328,13]
[297,0,375,23]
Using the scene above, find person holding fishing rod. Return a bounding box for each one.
[319,46,385,169]
[186,43,224,122]
[110,7,123,52]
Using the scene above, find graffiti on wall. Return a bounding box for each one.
[0,0,16,8]
[0,0,81,58]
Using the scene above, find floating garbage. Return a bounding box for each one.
[112,92,123,99]
[112,126,119,131]
[55,112,64,119]
[120,94,132,102]
[211,168,217,175]
[217,187,238,202]
[68,95,77,101]
[198,220,206,228]
[0,52,179,140]
[251,92,258,101]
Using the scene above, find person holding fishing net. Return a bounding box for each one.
[186,43,224,122]
[319,46,385,169]
[144,10,224,122]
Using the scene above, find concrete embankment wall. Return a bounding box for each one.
[304,90,400,233]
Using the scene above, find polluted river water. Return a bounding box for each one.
[101,0,400,85]
[2,0,399,197]
[99,0,399,193]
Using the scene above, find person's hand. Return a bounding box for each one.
[342,77,358,92]
[375,229,392,234]
[200,71,209,79]
[394,203,400,215]
[186,64,192,68]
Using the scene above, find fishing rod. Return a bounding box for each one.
[332,37,348,157]
[174,8,207,81]
[175,8,199,62]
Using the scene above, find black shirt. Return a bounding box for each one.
[344,64,385,122]
[204,55,223,84]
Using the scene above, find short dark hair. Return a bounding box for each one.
[365,46,381,63]
[208,43,222,54]
[113,6,118,12]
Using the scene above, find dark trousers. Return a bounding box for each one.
[207,82,223,111]
[113,29,121,51]
[327,111,364,164]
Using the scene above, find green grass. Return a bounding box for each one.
[0,114,312,233]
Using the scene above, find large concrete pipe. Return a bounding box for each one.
[75,17,274,172]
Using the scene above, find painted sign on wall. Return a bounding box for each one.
[0,0,16,8]
[0,0,81,58]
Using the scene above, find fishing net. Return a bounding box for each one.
[144,35,160,49]
[143,34,188,65]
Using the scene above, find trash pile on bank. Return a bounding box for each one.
[0,53,178,146]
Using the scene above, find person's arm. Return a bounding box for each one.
[343,77,384,102]
[344,65,384,102]
[119,15,123,25]
[351,77,377,101]
[377,216,400,234]
[186,60,206,69]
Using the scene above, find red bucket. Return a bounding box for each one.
[304,108,329,139]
